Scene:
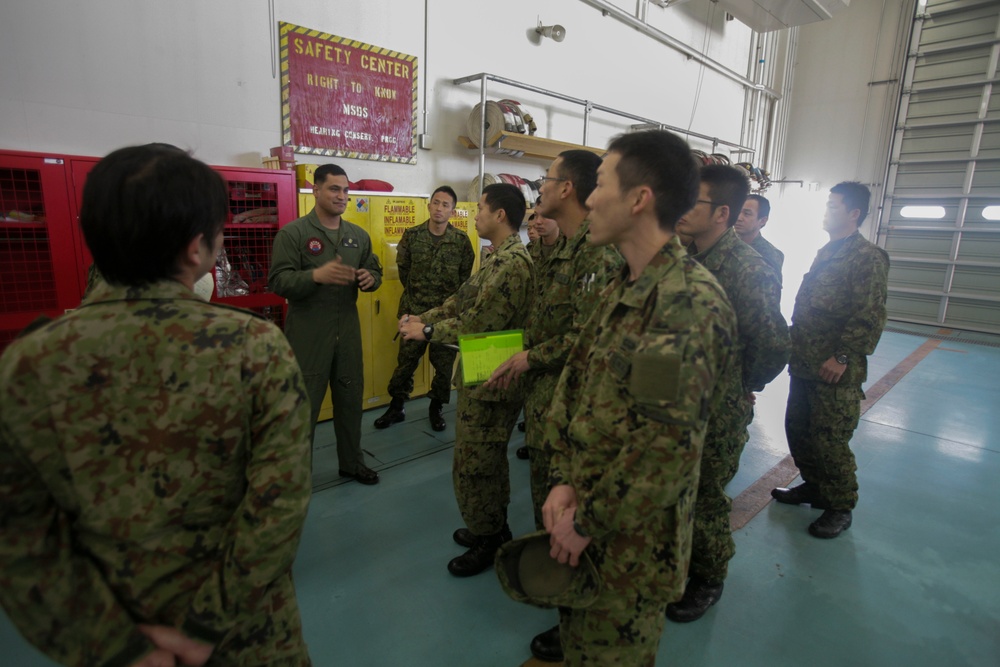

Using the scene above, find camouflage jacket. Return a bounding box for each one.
[790,231,890,385]
[690,227,789,394]
[524,220,623,377]
[750,233,785,281]
[0,280,313,666]
[268,208,383,310]
[527,235,562,266]
[544,237,737,603]
[421,233,534,403]
[396,220,475,317]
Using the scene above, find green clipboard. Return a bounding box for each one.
[458,329,524,386]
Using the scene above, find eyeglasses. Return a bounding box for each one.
[539,176,568,184]
[696,199,720,207]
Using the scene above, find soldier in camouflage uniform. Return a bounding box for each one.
[669,165,789,622]
[84,262,103,297]
[269,164,383,486]
[374,185,475,432]
[525,202,562,264]
[486,151,622,663]
[541,130,737,666]
[736,194,785,278]
[0,145,313,667]
[398,183,534,577]
[773,181,889,538]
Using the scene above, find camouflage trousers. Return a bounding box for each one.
[385,338,457,404]
[784,375,862,510]
[203,572,311,666]
[453,387,522,535]
[524,371,560,530]
[559,594,668,666]
[690,414,751,583]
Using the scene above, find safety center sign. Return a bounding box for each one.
[279,22,418,164]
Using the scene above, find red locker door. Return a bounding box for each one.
[211,166,296,330]
[0,151,79,353]
[68,157,100,297]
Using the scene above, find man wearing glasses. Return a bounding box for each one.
[670,164,789,622]
[486,151,622,663]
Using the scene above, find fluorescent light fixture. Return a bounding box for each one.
[900,205,945,219]
[982,206,1000,221]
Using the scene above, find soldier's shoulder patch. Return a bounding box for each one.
[306,237,324,255]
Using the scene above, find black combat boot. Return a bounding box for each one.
[374,397,405,429]
[529,625,563,662]
[665,575,724,623]
[808,509,852,538]
[452,527,479,548]
[771,482,829,509]
[428,399,446,432]
[447,524,512,577]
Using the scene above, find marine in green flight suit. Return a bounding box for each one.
[269,164,383,485]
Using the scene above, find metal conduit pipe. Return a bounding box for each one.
[768,26,798,183]
[578,0,780,99]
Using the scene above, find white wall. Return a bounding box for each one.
[0,0,759,196]
[780,0,912,197]
[763,0,913,317]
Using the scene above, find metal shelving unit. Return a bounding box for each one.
[453,72,755,196]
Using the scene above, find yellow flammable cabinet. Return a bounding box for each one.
[364,193,433,409]
[296,179,480,422]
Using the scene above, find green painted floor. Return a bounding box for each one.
[3,325,999,666]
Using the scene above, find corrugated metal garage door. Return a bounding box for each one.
[879,0,1000,334]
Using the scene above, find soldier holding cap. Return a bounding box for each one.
[540,130,737,665]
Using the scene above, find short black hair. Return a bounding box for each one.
[700,164,750,227]
[314,163,348,186]
[482,183,526,231]
[606,130,700,232]
[556,150,602,206]
[830,181,871,226]
[81,144,228,286]
[431,185,458,206]
[747,194,770,219]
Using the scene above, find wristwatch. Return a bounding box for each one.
[573,520,589,538]
[422,324,434,340]
[835,353,848,365]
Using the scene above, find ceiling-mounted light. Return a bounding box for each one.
[536,21,566,42]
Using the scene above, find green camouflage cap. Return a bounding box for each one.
[494,530,601,609]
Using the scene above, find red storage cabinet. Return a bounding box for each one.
[0,151,85,352]
[212,166,297,330]
[0,150,297,355]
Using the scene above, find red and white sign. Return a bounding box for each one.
[279,22,417,164]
